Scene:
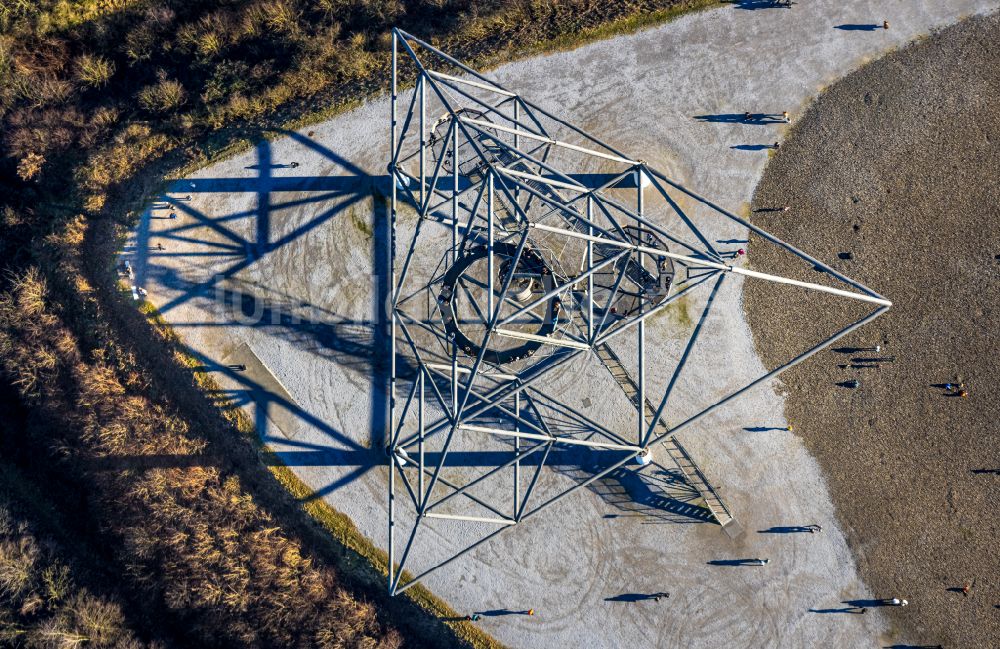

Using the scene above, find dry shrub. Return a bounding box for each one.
[57,214,86,247]
[22,76,75,108]
[0,493,146,649]
[11,267,47,319]
[0,536,38,599]
[80,123,172,201]
[6,106,86,158]
[238,3,270,39]
[144,4,176,26]
[89,105,119,128]
[40,565,71,605]
[0,266,396,646]
[29,617,89,648]
[262,0,300,34]
[75,54,114,87]
[42,0,148,32]
[123,23,157,63]
[17,151,44,180]
[137,78,186,113]
[39,74,72,102]
[0,38,15,112]
[67,592,126,646]
[0,269,56,400]
[196,31,222,57]
[0,207,21,228]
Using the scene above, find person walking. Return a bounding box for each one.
[782,111,790,123]
[772,142,780,150]
[889,598,908,607]
[883,20,889,30]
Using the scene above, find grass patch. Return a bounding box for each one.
[657,292,693,329]
[521,1,721,56]
[350,206,374,239]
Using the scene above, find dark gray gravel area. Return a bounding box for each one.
[745,12,1000,649]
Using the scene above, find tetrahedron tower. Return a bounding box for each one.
[385,28,890,595]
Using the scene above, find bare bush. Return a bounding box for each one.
[0,486,146,649]
[75,54,114,88]
[137,78,186,113]
[16,151,44,180]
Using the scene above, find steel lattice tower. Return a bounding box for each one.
[385,28,890,595]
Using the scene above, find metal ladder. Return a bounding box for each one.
[593,342,741,536]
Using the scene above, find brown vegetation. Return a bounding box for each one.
[0,504,142,648]
[0,463,152,649]
[0,266,403,648]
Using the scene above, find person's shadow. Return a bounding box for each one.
[604,592,669,602]
[842,598,901,608]
[758,526,816,534]
[835,24,882,31]
[707,559,766,566]
[809,606,866,614]
[731,144,775,151]
[694,113,784,124]
[244,162,299,170]
[473,609,534,617]
[723,0,793,9]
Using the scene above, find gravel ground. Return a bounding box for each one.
[745,12,1000,648]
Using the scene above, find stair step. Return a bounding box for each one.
[591,340,739,533]
[595,345,741,538]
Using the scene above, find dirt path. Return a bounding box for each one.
[745,12,1000,648]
